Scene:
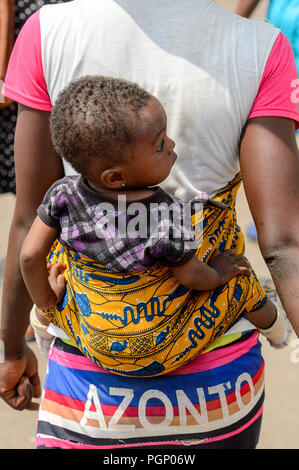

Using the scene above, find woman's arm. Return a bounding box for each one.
[20,217,66,310]
[172,250,251,291]
[240,116,299,336]
[235,0,261,17]
[0,105,64,410]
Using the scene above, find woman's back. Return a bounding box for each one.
[29,0,279,198]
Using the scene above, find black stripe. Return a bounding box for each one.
[53,337,85,355]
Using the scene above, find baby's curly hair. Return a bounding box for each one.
[50,75,152,175]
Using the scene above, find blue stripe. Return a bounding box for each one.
[45,339,263,406]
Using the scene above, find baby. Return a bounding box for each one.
[20,76,290,374]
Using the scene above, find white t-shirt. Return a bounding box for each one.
[5,0,283,200]
[41,0,279,199]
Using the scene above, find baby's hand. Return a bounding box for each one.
[48,263,67,305]
[208,249,251,285]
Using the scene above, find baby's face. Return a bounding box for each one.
[123,97,177,188]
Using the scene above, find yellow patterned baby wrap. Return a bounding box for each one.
[44,173,265,377]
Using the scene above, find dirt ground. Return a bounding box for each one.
[0,0,298,450]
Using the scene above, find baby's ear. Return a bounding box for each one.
[100,167,125,189]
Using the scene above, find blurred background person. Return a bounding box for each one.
[236,1,299,75]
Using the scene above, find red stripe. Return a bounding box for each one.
[44,389,86,412]
[208,361,264,411]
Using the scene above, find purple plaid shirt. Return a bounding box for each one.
[37,176,196,272]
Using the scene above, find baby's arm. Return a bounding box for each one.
[172,250,251,291]
[20,216,66,310]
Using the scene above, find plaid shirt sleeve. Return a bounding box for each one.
[37,178,66,229]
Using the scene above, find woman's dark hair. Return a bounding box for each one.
[50,75,151,175]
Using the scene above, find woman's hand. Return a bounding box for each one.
[208,249,251,285]
[0,344,41,411]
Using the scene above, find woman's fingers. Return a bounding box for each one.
[26,373,41,411]
[16,376,40,411]
[16,377,32,410]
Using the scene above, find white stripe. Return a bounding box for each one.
[38,383,264,440]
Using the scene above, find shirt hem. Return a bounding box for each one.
[37,210,61,230]
[2,84,52,111]
[248,110,299,129]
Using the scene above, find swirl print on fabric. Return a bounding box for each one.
[43,174,265,377]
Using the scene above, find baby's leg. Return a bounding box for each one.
[245,298,277,329]
[245,295,291,348]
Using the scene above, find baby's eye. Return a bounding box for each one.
[157,139,165,153]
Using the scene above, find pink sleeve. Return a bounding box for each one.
[2,10,52,111]
[249,32,299,129]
